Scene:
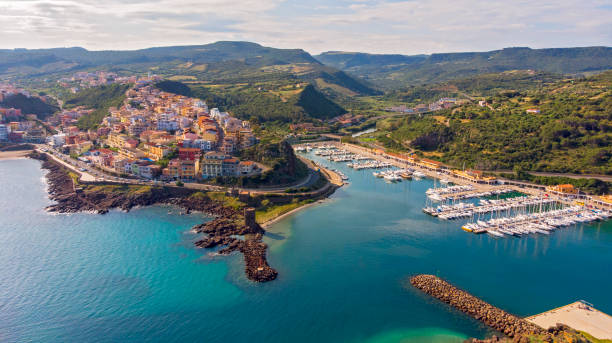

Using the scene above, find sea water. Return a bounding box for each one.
[1,157,610,343]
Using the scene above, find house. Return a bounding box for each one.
[219,137,236,154]
[0,124,8,141]
[201,151,226,178]
[239,161,255,174]
[526,109,541,114]
[546,184,578,194]
[222,158,240,176]
[163,159,196,180]
[145,144,171,161]
[107,132,130,148]
[49,133,67,147]
[119,147,145,160]
[89,149,114,166]
[133,161,161,179]
[178,147,201,161]
[125,139,139,149]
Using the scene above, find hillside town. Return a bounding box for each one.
[2,78,261,182]
[0,83,51,143]
[57,71,159,93]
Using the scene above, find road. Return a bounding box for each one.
[35,144,336,194]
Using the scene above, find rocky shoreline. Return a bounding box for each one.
[410,275,544,340]
[30,152,278,282]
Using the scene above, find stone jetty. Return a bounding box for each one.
[410,274,544,338]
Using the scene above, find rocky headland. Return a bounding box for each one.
[30,152,278,282]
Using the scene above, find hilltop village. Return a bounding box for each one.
[42,80,259,182]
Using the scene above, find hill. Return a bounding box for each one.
[0,93,59,119]
[316,47,612,88]
[369,71,612,177]
[383,70,563,105]
[164,81,346,123]
[0,42,379,97]
[64,84,130,130]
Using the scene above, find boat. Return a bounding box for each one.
[413,171,426,178]
[487,230,504,237]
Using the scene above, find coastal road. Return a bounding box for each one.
[34,145,339,195]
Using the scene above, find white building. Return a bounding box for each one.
[48,133,67,147]
[0,124,8,141]
[157,119,179,131]
[194,139,215,151]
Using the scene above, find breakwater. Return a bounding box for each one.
[410,275,544,338]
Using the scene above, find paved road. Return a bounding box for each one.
[36,145,332,194]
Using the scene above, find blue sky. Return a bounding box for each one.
[0,0,610,54]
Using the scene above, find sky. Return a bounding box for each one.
[0,0,611,55]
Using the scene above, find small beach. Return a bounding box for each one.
[0,150,32,160]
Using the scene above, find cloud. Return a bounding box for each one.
[0,0,610,54]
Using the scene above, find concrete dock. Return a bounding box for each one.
[526,301,612,340]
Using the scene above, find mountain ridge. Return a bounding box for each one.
[315,46,612,88]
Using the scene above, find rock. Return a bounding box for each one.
[410,275,544,339]
[32,152,278,283]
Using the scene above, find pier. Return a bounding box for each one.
[295,141,612,211]
[526,301,612,340]
[294,141,611,239]
[423,196,557,219]
[410,274,544,338]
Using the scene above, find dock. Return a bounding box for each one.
[526,301,612,340]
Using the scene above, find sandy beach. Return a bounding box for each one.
[0,150,32,160]
[261,199,328,229]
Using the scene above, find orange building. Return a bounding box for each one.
[546,184,578,194]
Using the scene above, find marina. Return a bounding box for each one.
[296,142,612,241]
[423,196,558,219]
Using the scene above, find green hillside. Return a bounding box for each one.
[0,42,378,97]
[182,81,345,123]
[384,70,563,105]
[0,93,59,119]
[296,85,346,119]
[155,80,193,97]
[64,84,130,130]
[369,71,612,177]
[316,47,612,88]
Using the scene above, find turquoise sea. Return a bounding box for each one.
[1,156,611,343]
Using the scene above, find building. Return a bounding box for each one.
[178,147,201,161]
[547,184,578,194]
[49,133,67,147]
[145,144,171,161]
[201,152,226,178]
[222,157,240,176]
[451,169,497,184]
[239,161,255,174]
[0,124,8,141]
[119,147,145,160]
[418,158,444,171]
[138,163,161,179]
[107,132,130,149]
[164,159,196,180]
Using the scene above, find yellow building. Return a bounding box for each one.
[546,184,578,194]
[107,132,129,149]
[145,144,171,161]
[119,148,145,160]
[452,169,497,184]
